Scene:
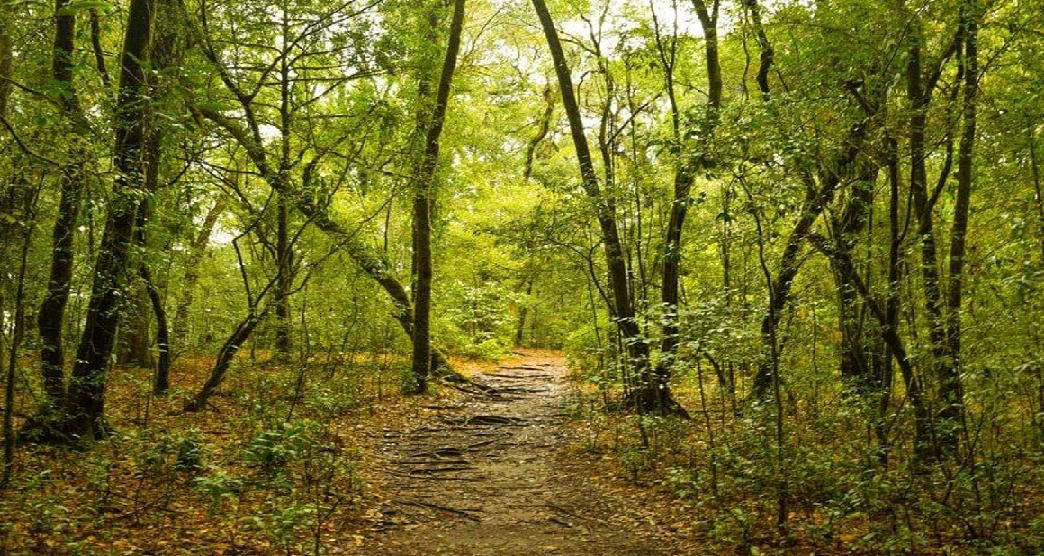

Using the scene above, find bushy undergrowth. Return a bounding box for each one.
[0,356,379,554]
[567,379,1043,555]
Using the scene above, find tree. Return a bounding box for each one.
[531,0,685,416]
[61,0,155,442]
[408,0,465,393]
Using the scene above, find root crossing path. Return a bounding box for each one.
[362,352,688,555]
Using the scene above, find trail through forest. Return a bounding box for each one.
[362,352,685,555]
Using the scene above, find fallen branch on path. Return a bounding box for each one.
[394,499,482,521]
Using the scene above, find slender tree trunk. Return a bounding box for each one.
[274,193,292,356]
[135,198,169,393]
[184,309,266,412]
[750,122,869,399]
[273,7,295,358]
[0,3,11,118]
[831,165,877,388]
[532,0,684,416]
[2,196,34,487]
[810,232,934,464]
[63,0,153,442]
[409,0,465,393]
[942,6,978,448]
[143,264,170,394]
[744,0,774,99]
[123,0,179,375]
[907,25,960,457]
[515,278,533,346]
[523,86,554,181]
[38,0,87,410]
[658,0,721,371]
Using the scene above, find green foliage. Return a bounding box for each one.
[245,420,323,477]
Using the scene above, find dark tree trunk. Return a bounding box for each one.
[63,0,153,442]
[831,164,877,389]
[143,264,170,394]
[274,193,292,356]
[810,233,933,464]
[38,0,87,410]
[905,22,963,457]
[532,0,684,416]
[659,0,721,372]
[184,309,266,412]
[751,122,869,400]
[119,284,155,368]
[744,0,774,99]
[942,7,978,449]
[409,0,465,393]
[122,0,179,376]
[135,199,169,394]
[3,194,34,487]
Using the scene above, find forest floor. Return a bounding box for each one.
[354,350,697,555]
[1,350,703,554]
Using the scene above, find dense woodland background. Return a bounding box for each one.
[0,0,1042,553]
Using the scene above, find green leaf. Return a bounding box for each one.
[58,0,111,15]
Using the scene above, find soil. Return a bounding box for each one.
[358,351,693,555]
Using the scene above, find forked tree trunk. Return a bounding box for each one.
[532,0,684,416]
[62,0,153,442]
[750,122,869,400]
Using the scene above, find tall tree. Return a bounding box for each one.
[531,0,684,415]
[409,0,466,393]
[37,0,88,411]
[655,0,722,377]
[61,0,154,441]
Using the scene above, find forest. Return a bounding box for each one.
[0,0,1041,553]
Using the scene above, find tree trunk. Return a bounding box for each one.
[135,198,169,394]
[119,283,155,368]
[0,3,11,118]
[659,0,721,370]
[906,22,962,457]
[831,164,877,389]
[532,0,684,416]
[62,0,153,442]
[38,0,87,410]
[751,122,869,400]
[409,0,465,393]
[515,278,533,347]
[274,193,292,356]
[941,6,978,449]
[809,233,934,464]
[184,309,266,412]
[3,195,34,487]
[744,0,774,99]
[143,263,170,395]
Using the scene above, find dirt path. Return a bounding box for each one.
[361,352,686,555]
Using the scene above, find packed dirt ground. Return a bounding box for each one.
[358,350,697,555]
